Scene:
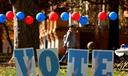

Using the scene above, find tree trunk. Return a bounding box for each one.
[14,0,39,48]
[108,0,119,50]
[9,0,39,63]
[3,23,13,53]
[0,25,3,53]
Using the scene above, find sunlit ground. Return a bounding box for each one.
[0,65,128,76]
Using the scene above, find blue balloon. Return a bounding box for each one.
[36,12,46,22]
[0,14,6,23]
[79,16,88,26]
[60,12,69,21]
[16,11,25,20]
[109,11,117,21]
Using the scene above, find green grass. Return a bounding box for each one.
[60,66,128,76]
[0,66,127,76]
[0,67,16,76]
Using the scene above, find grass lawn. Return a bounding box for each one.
[0,65,128,76]
[60,66,128,76]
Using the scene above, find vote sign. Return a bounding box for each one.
[92,50,114,76]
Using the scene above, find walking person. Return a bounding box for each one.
[59,24,77,64]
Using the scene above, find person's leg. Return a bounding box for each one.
[59,51,68,62]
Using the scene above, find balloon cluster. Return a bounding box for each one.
[0,11,118,26]
[98,11,118,21]
[60,12,88,27]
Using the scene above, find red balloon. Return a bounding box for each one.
[71,12,80,21]
[6,11,14,20]
[49,12,58,21]
[24,16,34,25]
[98,11,107,20]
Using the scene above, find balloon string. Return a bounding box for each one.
[69,0,72,25]
[69,13,71,25]
[85,1,89,17]
[102,0,105,12]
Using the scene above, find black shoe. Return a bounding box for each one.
[59,62,67,65]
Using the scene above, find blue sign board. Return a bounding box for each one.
[37,48,60,76]
[67,49,88,76]
[14,48,36,76]
[14,48,114,76]
[92,50,114,76]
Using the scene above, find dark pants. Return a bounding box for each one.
[59,51,68,62]
[59,47,75,62]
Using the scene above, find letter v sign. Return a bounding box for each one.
[14,48,36,76]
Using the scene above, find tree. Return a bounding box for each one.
[11,0,66,49]
[10,0,40,62]
[0,25,3,53]
[0,0,13,54]
[9,0,66,62]
[108,0,119,50]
